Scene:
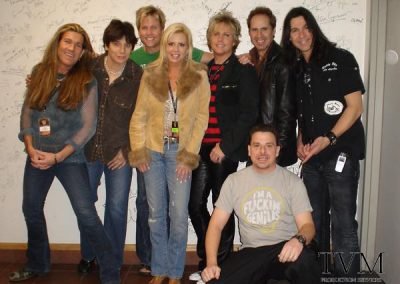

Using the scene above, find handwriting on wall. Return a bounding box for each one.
[0,0,366,243]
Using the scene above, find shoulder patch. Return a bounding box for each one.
[324,100,343,115]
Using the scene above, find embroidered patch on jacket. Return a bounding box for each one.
[324,100,343,115]
[322,62,338,72]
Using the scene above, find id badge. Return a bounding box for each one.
[171,121,179,138]
[39,118,51,136]
[335,153,347,173]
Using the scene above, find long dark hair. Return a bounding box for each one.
[281,7,336,67]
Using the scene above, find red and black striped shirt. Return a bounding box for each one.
[203,63,225,144]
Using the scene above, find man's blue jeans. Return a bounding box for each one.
[79,161,132,268]
[143,143,191,279]
[22,160,119,284]
[135,170,151,267]
[302,154,360,278]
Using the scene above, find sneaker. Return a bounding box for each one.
[77,258,96,274]
[189,271,202,281]
[138,264,151,276]
[9,269,39,282]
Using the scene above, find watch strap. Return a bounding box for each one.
[292,234,306,246]
[325,131,337,146]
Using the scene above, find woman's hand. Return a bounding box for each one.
[107,149,127,170]
[176,164,191,183]
[137,163,150,173]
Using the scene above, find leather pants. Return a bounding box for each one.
[189,143,238,270]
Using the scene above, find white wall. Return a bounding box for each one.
[375,0,400,282]
[0,0,367,244]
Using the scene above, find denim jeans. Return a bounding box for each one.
[302,154,360,278]
[189,144,238,270]
[143,143,191,279]
[22,159,119,284]
[79,161,132,268]
[135,170,152,267]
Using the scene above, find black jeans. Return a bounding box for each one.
[302,154,361,279]
[209,241,320,284]
[189,143,238,270]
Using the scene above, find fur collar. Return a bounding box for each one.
[144,63,206,102]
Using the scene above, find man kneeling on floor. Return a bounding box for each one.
[201,124,320,284]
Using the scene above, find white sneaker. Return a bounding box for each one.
[196,280,205,284]
[189,271,202,281]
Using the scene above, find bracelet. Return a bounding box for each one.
[54,154,58,165]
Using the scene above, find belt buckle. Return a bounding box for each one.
[163,136,178,144]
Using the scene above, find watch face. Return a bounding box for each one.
[296,235,306,246]
[326,131,337,146]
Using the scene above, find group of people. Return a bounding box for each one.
[11,4,365,284]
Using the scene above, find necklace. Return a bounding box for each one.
[55,73,66,87]
[208,58,230,81]
[104,56,126,76]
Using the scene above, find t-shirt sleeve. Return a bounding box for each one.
[290,176,313,216]
[192,47,204,63]
[215,174,235,214]
[338,50,365,96]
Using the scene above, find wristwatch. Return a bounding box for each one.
[325,131,337,146]
[292,234,306,247]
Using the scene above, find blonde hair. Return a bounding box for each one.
[152,23,193,67]
[136,5,166,30]
[27,23,95,110]
[207,10,241,52]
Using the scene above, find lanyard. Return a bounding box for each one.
[168,81,178,118]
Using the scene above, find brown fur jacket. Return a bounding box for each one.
[129,62,210,170]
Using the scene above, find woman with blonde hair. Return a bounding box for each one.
[129,23,210,284]
[10,23,119,283]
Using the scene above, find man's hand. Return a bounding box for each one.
[210,143,225,164]
[297,139,310,162]
[237,53,253,65]
[25,74,31,87]
[201,265,221,282]
[302,136,330,163]
[278,238,304,263]
[32,150,57,170]
[107,149,127,170]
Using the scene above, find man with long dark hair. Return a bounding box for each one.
[281,7,365,282]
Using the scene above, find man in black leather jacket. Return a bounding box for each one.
[246,7,297,167]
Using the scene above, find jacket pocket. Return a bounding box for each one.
[113,93,134,110]
[219,84,239,105]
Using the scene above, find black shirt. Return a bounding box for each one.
[296,47,365,161]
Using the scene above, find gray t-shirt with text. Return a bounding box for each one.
[216,165,312,248]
